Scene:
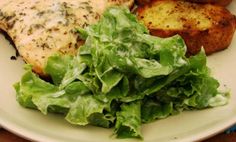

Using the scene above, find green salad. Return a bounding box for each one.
[14,7,229,139]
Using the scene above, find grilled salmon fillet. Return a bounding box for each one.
[137,0,236,55]
[0,0,134,75]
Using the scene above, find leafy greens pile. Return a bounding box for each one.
[14,7,229,139]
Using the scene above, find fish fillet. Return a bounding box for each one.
[0,0,134,75]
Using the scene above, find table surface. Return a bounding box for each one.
[0,128,236,142]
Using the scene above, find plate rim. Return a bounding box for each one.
[0,1,236,142]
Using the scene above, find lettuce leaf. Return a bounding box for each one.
[115,101,142,139]
[65,95,108,125]
[44,54,73,85]
[15,70,71,114]
[141,99,173,123]
[88,113,115,128]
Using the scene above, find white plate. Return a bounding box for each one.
[0,3,236,142]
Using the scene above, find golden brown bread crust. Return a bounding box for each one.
[136,0,233,6]
[137,0,236,55]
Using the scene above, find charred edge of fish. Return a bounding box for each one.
[10,56,17,60]
[0,30,19,58]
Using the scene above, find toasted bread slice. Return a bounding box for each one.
[136,0,233,6]
[137,0,236,55]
